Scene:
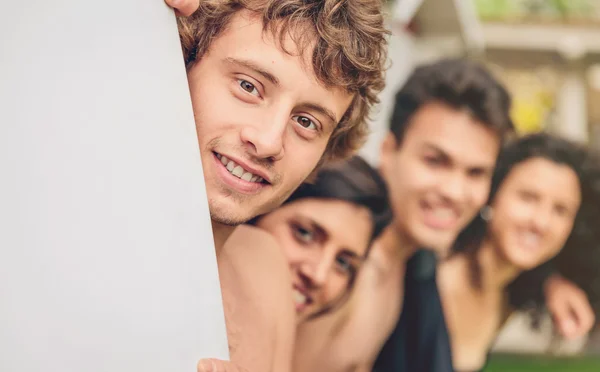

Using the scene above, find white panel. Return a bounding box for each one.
[0,1,229,371]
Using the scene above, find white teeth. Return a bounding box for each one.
[522,232,540,247]
[293,289,307,305]
[232,165,244,177]
[432,209,455,220]
[219,156,263,183]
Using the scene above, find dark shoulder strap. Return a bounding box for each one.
[374,249,454,372]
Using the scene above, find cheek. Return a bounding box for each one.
[473,182,491,206]
[392,162,429,197]
[488,204,512,236]
[190,88,224,135]
[465,183,492,218]
[494,197,524,224]
[549,222,575,254]
[188,73,240,138]
[278,235,306,266]
[322,274,347,303]
[282,140,328,183]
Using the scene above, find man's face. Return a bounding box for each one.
[380,102,501,255]
[187,11,353,225]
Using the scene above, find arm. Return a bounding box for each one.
[545,274,595,339]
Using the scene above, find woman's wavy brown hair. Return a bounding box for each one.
[177,0,388,162]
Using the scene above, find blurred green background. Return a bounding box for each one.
[486,354,600,371]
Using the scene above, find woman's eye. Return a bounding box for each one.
[293,225,314,243]
[336,255,354,274]
[292,115,317,130]
[518,190,537,203]
[238,79,260,97]
[424,156,442,167]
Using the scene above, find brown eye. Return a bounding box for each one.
[518,190,537,203]
[424,155,442,167]
[554,204,570,217]
[292,115,317,130]
[335,255,354,274]
[238,79,259,97]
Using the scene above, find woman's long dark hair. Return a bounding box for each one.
[254,155,393,319]
[452,133,600,323]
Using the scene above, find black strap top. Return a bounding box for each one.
[374,249,455,372]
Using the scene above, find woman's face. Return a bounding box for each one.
[256,198,373,320]
[489,157,581,270]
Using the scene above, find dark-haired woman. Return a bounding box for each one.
[438,133,600,371]
[209,156,392,372]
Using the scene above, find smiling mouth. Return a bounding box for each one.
[421,202,460,230]
[293,287,312,311]
[214,152,268,184]
[518,230,542,251]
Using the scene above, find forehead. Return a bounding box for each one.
[206,10,352,103]
[403,102,501,168]
[502,157,581,205]
[282,198,372,252]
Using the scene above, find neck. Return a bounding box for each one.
[377,221,418,265]
[211,221,236,254]
[473,237,521,291]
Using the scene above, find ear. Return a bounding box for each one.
[379,132,398,179]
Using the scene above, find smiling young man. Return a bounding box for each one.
[173,1,388,371]
[178,0,387,249]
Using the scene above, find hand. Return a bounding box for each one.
[197,359,249,372]
[164,0,200,16]
[545,274,595,339]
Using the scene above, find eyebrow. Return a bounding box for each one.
[309,220,328,242]
[304,217,367,261]
[422,143,494,171]
[423,143,446,154]
[342,249,363,260]
[224,57,280,86]
[301,102,339,128]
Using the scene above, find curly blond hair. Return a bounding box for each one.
[178,0,388,162]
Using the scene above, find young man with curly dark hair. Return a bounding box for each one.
[168,1,388,371]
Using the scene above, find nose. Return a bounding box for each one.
[239,111,287,161]
[439,173,467,203]
[531,205,552,233]
[298,254,333,289]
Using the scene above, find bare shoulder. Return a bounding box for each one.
[225,225,279,250]
[222,225,290,279]
[218,225,295,372]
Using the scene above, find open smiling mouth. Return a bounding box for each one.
[293,286,313,312]
[213,152,270,185]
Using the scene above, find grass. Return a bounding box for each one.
[485,354,600,372]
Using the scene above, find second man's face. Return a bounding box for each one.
[380,102,501,255]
